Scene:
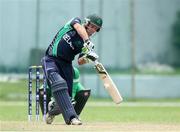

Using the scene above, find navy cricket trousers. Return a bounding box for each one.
[41,56,73,97]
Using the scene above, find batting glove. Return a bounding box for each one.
[82,39,94,53]
[85,51,99,63]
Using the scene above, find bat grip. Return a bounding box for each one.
[94,60,99,65]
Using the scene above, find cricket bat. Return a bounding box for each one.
[94,61,123,104]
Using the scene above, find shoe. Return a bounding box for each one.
[70,118,82,125]
[48,100,55,111]
[45,100,56,124]
[46,112,55,124]
[78,116,81,121]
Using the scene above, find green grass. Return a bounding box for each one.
[1,80,180,125]
[83,106,180,123]
[0,80,27,100]
[0,101,180,124]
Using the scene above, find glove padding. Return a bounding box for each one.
[82,39,94,53]
[85,51,99,63]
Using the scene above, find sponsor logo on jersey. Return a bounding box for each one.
[63,34,74,50]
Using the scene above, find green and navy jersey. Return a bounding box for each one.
[46,17,84,62]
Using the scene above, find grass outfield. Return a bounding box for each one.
[1,81,180,131]
[0,101,180,131]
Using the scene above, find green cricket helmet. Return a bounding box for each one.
[73,67,80,79]
[85,14,103,32]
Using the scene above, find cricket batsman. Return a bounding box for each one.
[39,67,91,124]
[41,14,103,125]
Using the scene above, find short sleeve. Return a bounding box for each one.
[70,17,82,27]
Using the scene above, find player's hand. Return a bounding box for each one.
[86,51,99,62]
[78,52,98,64]
[82,39,94,53]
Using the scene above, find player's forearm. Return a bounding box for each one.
[73,23,89,41]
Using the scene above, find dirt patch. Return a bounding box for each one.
[1,121,180,131]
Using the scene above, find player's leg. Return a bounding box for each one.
[49,72,81,125]
[45,99,57,124]
[41,56,81,125]
[45,87,90,123]
[45,66,90,123]
[72,67,91,116]
[39,83,61,124]
[38,82,61,124]
[57,63,82,125]
[73,82,91,115]
[74,89,91,115]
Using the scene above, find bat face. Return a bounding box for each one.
[95,63,123,104]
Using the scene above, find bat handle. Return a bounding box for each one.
[94,60,99,65]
